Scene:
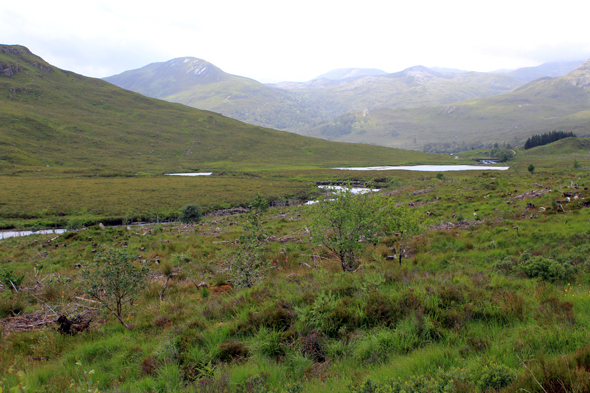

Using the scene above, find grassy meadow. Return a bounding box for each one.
[2,157,590,392]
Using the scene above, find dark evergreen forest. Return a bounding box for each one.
[524,130,576,149]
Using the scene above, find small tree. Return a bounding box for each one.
[225,195,270,288]
[179,204,202,224]
[309,186,380,272]
[528,164,535,174]
[379,199,422,265]
[245,194,269,241]
[225,237,269,288]
[82,247,148,328]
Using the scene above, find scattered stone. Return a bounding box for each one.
[512,189,552,200]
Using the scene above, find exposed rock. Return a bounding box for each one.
[0,46,33,55]
[30,61,52,73]
[512,189,552,200]
[1,63,23,76]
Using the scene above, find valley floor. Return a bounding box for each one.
[1,166,590,392]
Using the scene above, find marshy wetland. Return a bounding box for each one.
[2,155,590,392]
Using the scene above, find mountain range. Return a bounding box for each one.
[0,45,444,172]
[306,59,590,152]
[104,57,586,151]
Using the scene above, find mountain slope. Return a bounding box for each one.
[304,60,590,151]
[0,45,447,173]
[506,60,584,82]
[287,66,524,119]
[106,59,527,135]
[104,57,330,131]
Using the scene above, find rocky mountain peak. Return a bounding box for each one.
[561,58,590,88]
[573,59,590,72]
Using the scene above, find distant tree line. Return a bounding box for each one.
[524,130,576,150]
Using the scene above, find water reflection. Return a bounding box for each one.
[1,228,67,240]
[334,165,509,171]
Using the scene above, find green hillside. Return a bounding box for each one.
[280,66,523,119]
[305,60,590,152]
[523,137,590,157]
[0,45,451,174]
[104,57,330,131]
[105,60,525,135]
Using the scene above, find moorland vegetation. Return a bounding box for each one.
[2,149,590,392]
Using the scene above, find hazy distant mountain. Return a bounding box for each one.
[104,57,330,131]
[275,65,524,120]
[304,59,590,152]
[104,57,588,145]
[312,68,388,80]
[505,60,584,82]
[107,60,526,134]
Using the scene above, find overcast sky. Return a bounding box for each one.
[2,0,590,83]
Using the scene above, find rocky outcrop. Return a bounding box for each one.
[31,61,52,73]
[0,46,52,76]
[561,59,590,88]
[1,63,23,76]
[0,45,33,55]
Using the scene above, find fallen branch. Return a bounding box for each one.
[74,296,100,304]
[160,274,172,301]
[9,280,19,293]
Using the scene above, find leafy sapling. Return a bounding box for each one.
[379,198,422,265]
[82,247,148,328]
[225,194,271,288]
[309,185,380,272]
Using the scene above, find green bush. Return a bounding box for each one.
[477,362,516,391]
[350,367,471,393]
[519,255,574,282]
[179,204,202,224]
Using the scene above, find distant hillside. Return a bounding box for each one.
[524,137,590,156]
[0,45,447,173]
[272,65,524,118]
[506,60,584,82]
[106,59,527,135]
[102,56,589,150]
[104,57,329,131]
[303,60,590,152]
